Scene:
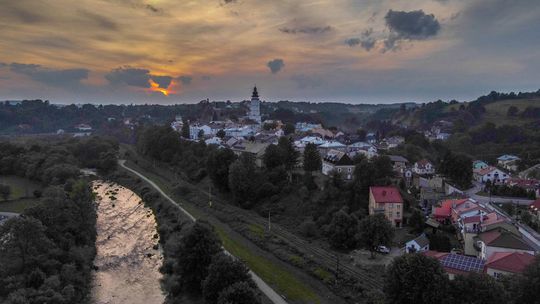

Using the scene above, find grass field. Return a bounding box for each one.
[0,198,41,213]
[0,175,42,200]
[445,99,539,126]
[215,226,321,304]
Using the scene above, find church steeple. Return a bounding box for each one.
[252,86,259,98]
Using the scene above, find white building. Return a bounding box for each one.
[405,234,430,253]
[475,166,510,184]
[189,124,212,139]
[248,86,262,124]
[413,159,435,175]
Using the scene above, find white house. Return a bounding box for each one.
[497,154,521,171]
[413,159,435,175]
[475,166,510,184]
[322,149,355,180]
[189,124,212,139]
[405,234,430,253]
[205,137,222,145]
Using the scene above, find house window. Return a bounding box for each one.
[338,168,342,173]
[348,168,352,172]
[396,212,400,217]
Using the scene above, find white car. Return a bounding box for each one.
[376,245,390,254]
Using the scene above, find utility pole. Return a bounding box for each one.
[208,184,212,208]
[335,255,340,285]
[268,210,271,232]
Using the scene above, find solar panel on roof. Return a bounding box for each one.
[441,254,484,272]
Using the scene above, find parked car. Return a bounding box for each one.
[376,245,390,254]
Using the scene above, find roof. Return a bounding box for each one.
[485,252,535,274]
[370,186,403,204]
[408,234,430,248]
[425,251,484,274]
[497,155,520,161]
[477,166,501,176]
[415,159,432,168]
[433,199,468,219]
[323,149,353,166]
[478,229,533,251]
[388,155,409,163]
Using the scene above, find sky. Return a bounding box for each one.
[1,0,539,104]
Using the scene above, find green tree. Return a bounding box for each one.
[207,148,237,191]
[327,209,359,249]
[450,273,507,304]
[181,120,190,139]
[358,213,394,258]
[384,254,449,304]
[263,144,283,170]
[408,209,425,234]
[507,105,519,117]
[96,151,117,175]
[283,123,295,135]
[277,136,299,173]
[174,220,222,293]
[198,129,205,140]
[202,253,255,304]
[0,184,11,200]
[228,153,261,208]
[439,152,472,189]
[516,256,540,304]
[217,281,261,304]
[303,143,322,173]
[216,129,226,138]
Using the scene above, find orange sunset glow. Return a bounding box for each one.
[147,79,176,96]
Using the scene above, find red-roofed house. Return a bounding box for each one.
[475,228,535,260]
[433,198,468,223]
[413,159,435,175]
[485,252,536,278]
[369,186,404,227]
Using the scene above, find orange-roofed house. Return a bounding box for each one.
[433,198,468,223]
[369,186,404,227]
[485,252,536,278]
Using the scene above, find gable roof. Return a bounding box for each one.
[370,186,403,204]
[415,159,432,168]
[388,155,409,163]
[478,229,533,251]
[408,234,430,248]
[497,154,520,161]
[477,166,504,176]
[323,149,353,166]
[425,251,484,274]
[433,199,468,219]
[485,252,535,274]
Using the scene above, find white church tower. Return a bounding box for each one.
[248,86,262,124]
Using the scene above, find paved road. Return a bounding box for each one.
[118,160,288,304]
[465,182,534,205]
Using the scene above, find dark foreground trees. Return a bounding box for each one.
[358,214,394,258]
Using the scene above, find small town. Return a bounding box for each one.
[2,1,540,304]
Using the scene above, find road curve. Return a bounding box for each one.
[118,160,288,304]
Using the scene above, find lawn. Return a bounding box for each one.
[0,198,41,213]
[0,175,42,200]
[215,226,321,304]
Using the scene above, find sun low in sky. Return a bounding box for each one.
[0,0,539,104]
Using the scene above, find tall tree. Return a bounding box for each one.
[283,123,295,135]
[0,184,11,200]
[228,153,261,208]
[408,209,425,234]
[174,220,222,293]
[439,152,472,189]
[384,254,449,304]
[303,143,322,173]
[181,120,190,139]
[263,144,283,170]
[450,273,507,304]
[207,148,237,191]
[358,213,394,258]
[327,209,359,249]
[202,253,255,304]
[277,136,299,173]
[516,256,540,304]
[217,281,261,304]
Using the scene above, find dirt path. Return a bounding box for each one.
[91,180,165,304]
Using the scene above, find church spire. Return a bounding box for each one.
[252,86,259,98]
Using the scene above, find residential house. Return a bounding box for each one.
[205,137,222,146]
[405,234,430,253]
[424,251,485,280]
[189,124,212,139]
[318,141,347,156]
[474,166,510,184]
[505,178,540,198]
[348,142,377,159]
[433,198,469,223]
[322,149,355,180]
[230,141,270,167]
[75,123,92,131]
[475,228,535,260]
[484,252,536,278]
[369,186,404,227]
[413,159,435,175]
[497,155,521,171]
[388,155,409,174]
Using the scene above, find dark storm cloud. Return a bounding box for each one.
[105,67,176,88]
[279,26,332,35]
[345,28,376,51]
[382,10,440,51]
[152,75,173,88]
[291,74,323,89]
[9,63,89,87]
[267,59,285,74]
[106,67,151,87]
[178,76,193,85]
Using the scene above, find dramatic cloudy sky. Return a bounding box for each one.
[1,0,539,104]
